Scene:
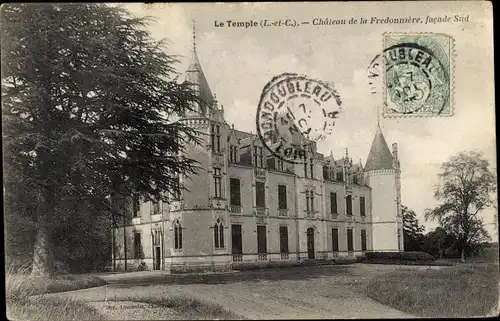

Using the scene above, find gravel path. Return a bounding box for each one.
[43,264,416,319]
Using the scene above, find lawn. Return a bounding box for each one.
[6,265,242,320]
[365,263,499,317]
[102,296,245,320]
[6,265,107,321]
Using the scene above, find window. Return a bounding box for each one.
[330,192,337,214]
[346,195,353,216]
[211,124,221,153]
[132,194,140,217]
[277,158,284,171]
[153,230,161,245]
[305,190,314,213]
[253,146,263,167]
[323,166,329,180]
[361,229,367,251]
[332,228,339,252]
[152,200,161,214]
[279,226,289,254]
[213,168,222,199]
[214,218,224,249]
[229,178,241,206]
[231,224,242,254]
[360,197,366,216]
[278,185,287,210]
[257,225,267,254]
[306,190,310,212]
[211,124,215,151]
[347,228,354,251]
[256,182,265,207]
[229,145,238,163]
[336,171,343,182]
[353,175,359,184]
[309,158,314,179]
[172,175,181,200]
[134,232,141,258]
[304,162,308,178]
[174,220,182,250]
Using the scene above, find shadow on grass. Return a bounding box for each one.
[107,264,354,288]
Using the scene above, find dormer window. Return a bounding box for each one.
[211,124,221,153]
[229,145,238,163]
[323,166,329,180]
[253,146,264,168]
[277,158,285,172]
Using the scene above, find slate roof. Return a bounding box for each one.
[364,124,395,172]
[185,48,215,106]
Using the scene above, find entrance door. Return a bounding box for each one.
[154,246,161,270]
[231,224,242,254]
[307,228,315,259]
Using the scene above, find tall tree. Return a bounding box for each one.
[2,4,201,276]
[402,205,425,251]
[425,151,496,262]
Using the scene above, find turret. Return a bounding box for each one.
[364,123,404,252]
[184,22,215,117]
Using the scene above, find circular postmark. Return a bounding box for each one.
[368,34,452,116]
[256,73,342,164]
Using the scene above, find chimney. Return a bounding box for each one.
[392,143,398,161]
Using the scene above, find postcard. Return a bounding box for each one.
[3,1,497,320]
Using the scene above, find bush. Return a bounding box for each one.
[365,251,435,262]
[333,257,359,265]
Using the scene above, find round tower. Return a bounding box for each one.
[364,124,404,252]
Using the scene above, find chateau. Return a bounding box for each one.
[111,36,404,273]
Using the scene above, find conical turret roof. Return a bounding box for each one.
[185,48,215,106]
[365,124,394,172]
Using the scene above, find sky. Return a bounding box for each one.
[122,2,496,238]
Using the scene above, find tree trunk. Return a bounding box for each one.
[31,222,54,277]
[460,248,466,263]
[31,186,55,277]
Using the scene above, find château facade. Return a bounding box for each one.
[111,39,404,273]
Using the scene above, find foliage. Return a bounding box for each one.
[425,151,496,261]
[420,227,457,259]
[402,205,425,251]
[2,3,201,275]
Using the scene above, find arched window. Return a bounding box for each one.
[174,220,182,250]
[214,218,224,248]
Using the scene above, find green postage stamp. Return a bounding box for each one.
[382,33,454,117]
